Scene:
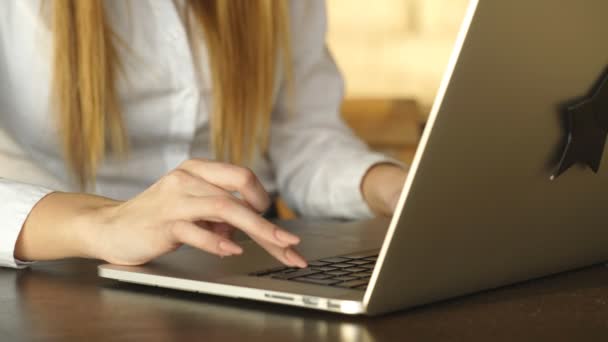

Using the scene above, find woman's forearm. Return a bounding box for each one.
[13,162,403,264]
[12,159,307,268]
[14,192,120,262]
[361,163,408,217]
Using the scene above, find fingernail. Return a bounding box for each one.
[219,241,243,255]
[286,249,307,268]
[274,229,301,245]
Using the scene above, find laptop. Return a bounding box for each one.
[99,0,608,315]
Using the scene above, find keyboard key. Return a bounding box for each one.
[346,260,372,266]
[332,276,358,282]
[344,267,367,273]
[342,252,379,260]
[307,260,329,267]
[325,270,351,276]
[361,264,375,270]
[282,268,300,274]
[311,266,337,272]
[335,279,370,288]
[319,257,350,263]
[305,273,334,280]
[271,268,320,280]
[294,277,342,286]
[351,272,372,278]
[363,256,378,262]
[331,263,354,268]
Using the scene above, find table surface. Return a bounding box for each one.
[2,234,608,341]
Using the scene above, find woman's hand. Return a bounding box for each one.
[361,163,408,217]
[15,159,307,268]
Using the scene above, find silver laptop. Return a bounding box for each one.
[99,0,608,315]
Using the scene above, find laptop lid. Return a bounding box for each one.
[364,0,608,314]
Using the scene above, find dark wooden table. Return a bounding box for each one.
[2,246,608,341]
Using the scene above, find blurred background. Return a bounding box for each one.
[328,0,469,162]
[279,0,470,217]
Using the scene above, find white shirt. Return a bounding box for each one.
[0,0,392,268]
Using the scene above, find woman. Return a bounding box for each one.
[0,0,407,269]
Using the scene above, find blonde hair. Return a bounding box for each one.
[51,0,291,187]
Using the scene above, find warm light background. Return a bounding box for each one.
[327,0,469,112]
[279,0,470,217]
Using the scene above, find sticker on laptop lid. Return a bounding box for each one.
[551,67,608,180]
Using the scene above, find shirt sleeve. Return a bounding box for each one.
[269,0,403,219]
[0,178,53,268]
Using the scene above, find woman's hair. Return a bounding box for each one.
[51,0,292,187]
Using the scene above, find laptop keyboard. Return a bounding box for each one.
[250,251,379,291]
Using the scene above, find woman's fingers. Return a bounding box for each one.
[156,162,304,267]
[174,171,252,210]
[170,219,305,268]
[189,220,303,267]
[178,159,271,213]
[172,170,230,198]
[178,195,300,249]
[250,235,308,268]
[196,220,235,240]
[161,168,259,213]
[208,222,236,240]
[170,220,243,257]
[201,220,304,268]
